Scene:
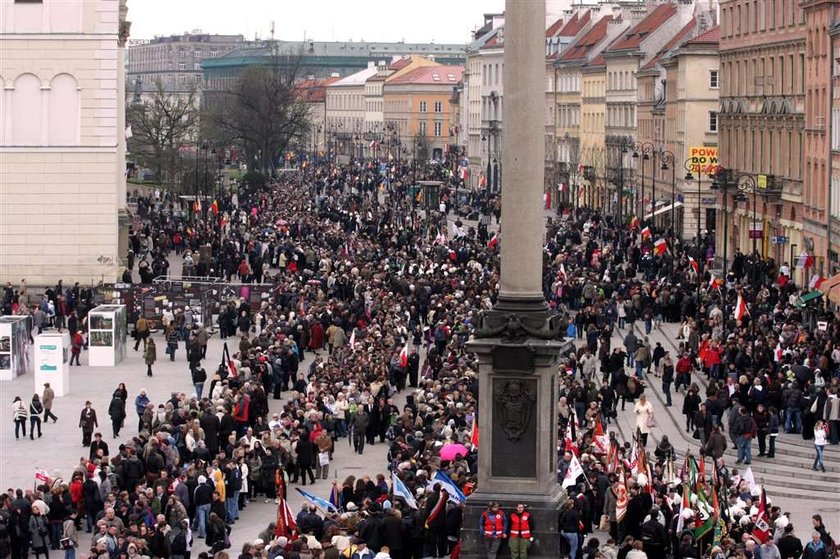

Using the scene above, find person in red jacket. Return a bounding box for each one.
[479,501,508,559]
[509,503,534,559]
[70,331,83,366]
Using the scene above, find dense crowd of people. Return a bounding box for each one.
[2,157,838,559]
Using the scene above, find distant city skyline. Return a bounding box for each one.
[127,0,505,44]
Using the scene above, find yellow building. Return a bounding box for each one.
[661,27,721,244]
[384,66,464,161]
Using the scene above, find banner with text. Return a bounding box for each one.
[689,146,718,175]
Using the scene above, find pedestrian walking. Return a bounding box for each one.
[734,406,756,465]
[107,392,126,438]
[29,394,44,439]
[191,365,207,399]
[351,405,369,454]
[165,325,179,361]
[661,354,674,407]
[78,401,98,447]
[70,331,83,366]
[42,383,58,423]
[144,338,157,377]
[133,316,150,351]
[12,396,28,439]
[813,420,828,472]
[61,513,79,559]
[634,394,655,447]
[559,500,580,559]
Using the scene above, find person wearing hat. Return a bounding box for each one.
[78,401,98,447]
[42,383,58,423]
[350,537,374,559]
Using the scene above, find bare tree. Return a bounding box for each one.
[207,51,310,175]
[126,80,199,187]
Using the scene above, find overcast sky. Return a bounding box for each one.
[128,0,506,44]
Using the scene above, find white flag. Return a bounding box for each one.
[562,454,584,488]
[742,466,756,490]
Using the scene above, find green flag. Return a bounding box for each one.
[694,487,714,540]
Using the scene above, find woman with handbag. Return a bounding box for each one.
[29,505,50,559]
[61,513,78,559]
[634,393,655,447]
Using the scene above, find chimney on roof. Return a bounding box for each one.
[331,72,340,78]
[367,61,375,68]
[428,55,435,62]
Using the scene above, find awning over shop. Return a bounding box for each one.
[818,272,840,305]
[644,201,683,220]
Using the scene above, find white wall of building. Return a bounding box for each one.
[0,0,127,284]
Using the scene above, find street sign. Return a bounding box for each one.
[772,236,789,245]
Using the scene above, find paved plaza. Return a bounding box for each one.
[0,332,399,552]
[1,312,836,552]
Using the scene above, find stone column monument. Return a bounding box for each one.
[461,0,569,557]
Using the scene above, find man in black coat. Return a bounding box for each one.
[200,409,220,455]
[778,525,804,559]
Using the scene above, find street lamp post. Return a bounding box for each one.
[658,150,676,237]
[633,142,654,226]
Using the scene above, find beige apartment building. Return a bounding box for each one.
[718,0,806,269]
[0,0,130,285]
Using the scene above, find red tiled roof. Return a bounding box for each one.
[586,54,606,68]
[386,65,464,86]
[640,17,696,70]
[558,11,592,37]
[296,76,340,103]
[685,26,720,45]
[560,15,612,61]
[546,17,565,38]
[609,3,677,52]
[388,58,412,71]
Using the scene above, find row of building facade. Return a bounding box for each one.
[456,0,840,277]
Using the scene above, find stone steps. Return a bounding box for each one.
[604,324,840,504]
[609,391,837,502]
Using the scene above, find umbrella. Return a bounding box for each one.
[277,219,288,226]
[439,443,469,462]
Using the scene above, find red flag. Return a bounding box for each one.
[276,497,298,540]
[399,344,409,368]
[688,256,700,274]
[752,487,771,543]
[734,294,749,321]
[640,226,651,240]
[616,470,629,522]
[565,421,579,457]
[593,420,610,455]
[653,238,668,255]
[211,200,219,216]
[470,417,479,449]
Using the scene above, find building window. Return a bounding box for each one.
[708,111,718,132]
[14,0,43,3]
[434,122,442,136]
[709,70,719,89]
[420,101,427,113]
[419,121,427,135]
[434,101,442,113]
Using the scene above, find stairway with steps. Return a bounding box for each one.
[600,322,840,505]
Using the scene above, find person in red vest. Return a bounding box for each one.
[479,501,508,559]
[509,503,535,559]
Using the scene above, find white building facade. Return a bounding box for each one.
[0,0,129,285]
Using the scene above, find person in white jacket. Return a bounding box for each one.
[634,394,655,447]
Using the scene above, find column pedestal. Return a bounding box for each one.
[460,336,572,558]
